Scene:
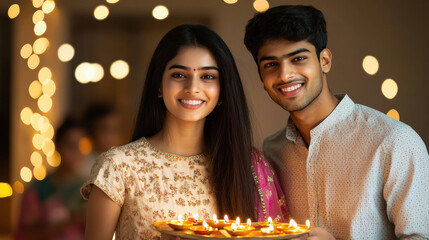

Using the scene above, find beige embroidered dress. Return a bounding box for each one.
[81,137,217,239]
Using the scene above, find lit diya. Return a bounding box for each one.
[167,215,194,230]
[188,214,205,225]
[260,223,282,235]
[277,219,310,234]
[206,214,232,228]
[223,217,255,236]
[256,216,282,228]
[190,220,214,235]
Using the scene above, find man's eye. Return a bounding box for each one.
[263,62,277,68]
[171,73,185,78]
[202,74,216,80]
[292,56,306,62]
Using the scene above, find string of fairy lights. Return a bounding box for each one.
[0,0,272,199]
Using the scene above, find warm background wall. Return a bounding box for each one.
[1,0,428,238]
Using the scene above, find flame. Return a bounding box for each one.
[213,214,218,223]
[236,217,240,225]
[268,216,273,224]
[231,223,237,231]
[224,214,229,223]
[268,224,274,232]
[203,220,208,229]
[306,219,310,229]
[194,214,199,220]
[247,218,251,226]
[289,219,298,228]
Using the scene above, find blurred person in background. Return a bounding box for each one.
[15,117,87,240]
[81,104,123,179]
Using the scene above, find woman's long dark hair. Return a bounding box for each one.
[132,24,255,220]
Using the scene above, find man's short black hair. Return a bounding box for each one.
[244,5,327,63]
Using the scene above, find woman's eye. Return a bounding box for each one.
[171,73,185,78]
[202,74,216,80]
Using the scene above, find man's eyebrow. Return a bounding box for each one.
[259,48,311,63]
[168,65,219,71]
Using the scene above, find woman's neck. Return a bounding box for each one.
[148,115,205,156]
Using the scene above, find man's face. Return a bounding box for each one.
[257,39,329,113]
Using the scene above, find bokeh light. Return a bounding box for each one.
[106,0,120,3]
[362,55,379,75]
[28,54,40,69]
[42,0,55,14]
[79,137,93,155]
[31,151,43,166]
[8,4,20,19]
[0,183,13,198]
[20,167,33,182]
[12,181,24,194]
[42,79,56,97]
[31,112,42,131]
[33,0,44,9]
[42,139,55,157]
[20,44,33,59]
[387,109,400,121]
[21,107,33,125]
[34,20,47,36]
[94,5,109,20]
[152,5,169,20]
[38,116,50,133]
[47,151,61,167]
[32,10,44,24]
[38,94,53,113]
[38,67,52,85]
[224,0,238,4]
[33,37,49,55]
[33,165,47,181]
[75,62,104,83]
[110,60,129,79]
[41,124,55,140]
[57,43,75,62]
[381,78,398,99]
[32,133,44,150]
[253,0,269,12]
[29,80,43,99]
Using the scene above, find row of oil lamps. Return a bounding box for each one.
[167,214,310,236]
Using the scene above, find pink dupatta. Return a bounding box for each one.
[252,148,288,222]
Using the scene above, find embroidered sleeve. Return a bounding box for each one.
[80,150,125,206]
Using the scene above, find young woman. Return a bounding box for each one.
[81,24,287,239]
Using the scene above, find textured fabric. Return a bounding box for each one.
[81,138,287,239]
[16,174,86,240]
[252,148,288,222]
[263,94,429,240]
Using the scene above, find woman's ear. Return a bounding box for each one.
[320,48,332,74]
[158,88,163,98]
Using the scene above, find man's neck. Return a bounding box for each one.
[290,89,339,146]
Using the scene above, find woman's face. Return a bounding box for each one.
[161,46,220,124]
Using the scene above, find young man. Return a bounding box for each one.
[244,5,429,239]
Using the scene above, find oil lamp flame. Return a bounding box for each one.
[306,219,310,229]
[289,219,298,228]
[178,214,183,224]
[236,217,240,225]
[247,218,251,226]
[231,223,237,231]
[268,224,274,232]
[224,214,229,223]
[268,217,273,224]
[213,214,218,223]
[203,220,209,229]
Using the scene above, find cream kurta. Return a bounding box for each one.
[81,138,217,239]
